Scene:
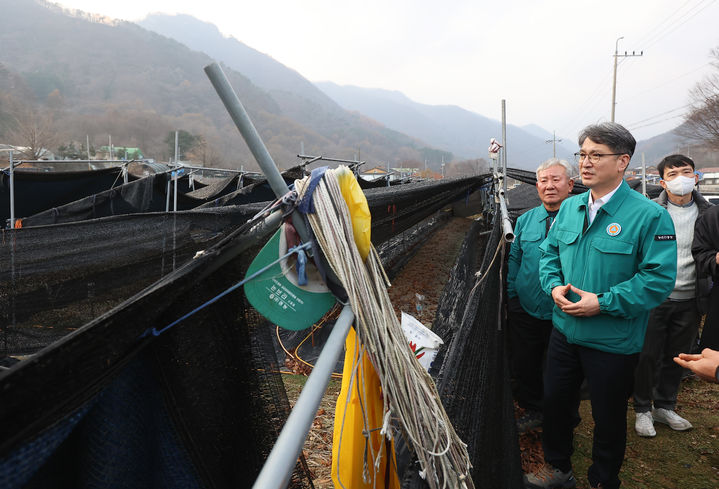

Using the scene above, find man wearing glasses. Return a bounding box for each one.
[525,123,677,489]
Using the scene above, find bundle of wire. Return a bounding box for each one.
[295,167,473,489]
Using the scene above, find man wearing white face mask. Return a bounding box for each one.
[633,154,714,437]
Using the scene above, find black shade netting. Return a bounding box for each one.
[401,209,523,489]
[19,166,308,227]
[19,172,245,227]
[505,168,663,219]
[363,175,491,244]
[0,211,313,489]
[0,205,263,359]
[0,172,495,488]
[1,167,129,225]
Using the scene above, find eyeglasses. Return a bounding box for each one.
[574,152,625,164]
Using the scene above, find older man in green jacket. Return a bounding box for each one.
[507,158,574,433]
[524,123,677,489]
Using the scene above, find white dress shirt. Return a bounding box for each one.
[587,181,623,225]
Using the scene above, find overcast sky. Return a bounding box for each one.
[55,0,719,144]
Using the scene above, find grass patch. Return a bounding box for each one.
[571,376,719,488]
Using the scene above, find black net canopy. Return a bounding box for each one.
[0,170,495,488]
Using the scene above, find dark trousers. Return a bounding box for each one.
[507,304,553,412]
[543,329,638,489]
[634,299,699,412]
[700,286,719,350]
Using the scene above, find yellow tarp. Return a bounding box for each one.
[331,327,399,488]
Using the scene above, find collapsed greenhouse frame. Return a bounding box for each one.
[0,64,531,489]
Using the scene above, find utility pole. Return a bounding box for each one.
[611,37,643,122]
[545,131,562,157]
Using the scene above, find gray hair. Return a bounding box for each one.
[536,158,575,180]
[578,122,636,157]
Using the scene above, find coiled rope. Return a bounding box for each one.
[295,169,473,489]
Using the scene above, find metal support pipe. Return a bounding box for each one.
[204,63,289,199]
[501,100,508,199]
[9,151,15,229]
[641,153,647,197]
[297,154,363,166]
[205,63,352,489]
[173,170,178,212]
[498,190,515,243]
[253,304,354,489]
[493,167,514,243]
[204,62,311,243]
[1,159,137,172]
[165,178,171,212]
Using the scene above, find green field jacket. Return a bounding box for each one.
[539,180,677,354]
[507,205,555,320]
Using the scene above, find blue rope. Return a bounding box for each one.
[141,241,312,338]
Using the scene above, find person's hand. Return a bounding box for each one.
[551,284,573,309]
[674,348,719,383]
[715,251,719,266]
[560,285,600,317]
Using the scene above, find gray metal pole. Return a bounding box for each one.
[9,151,15,229]
[253,304,354,489]
[174,130,179,164]
[205,63,289,200]
[204,62,310,242]
[642,152,647,196]
[501,100,507,198]
[498,190,515,243]
[173,171,178,212]
[166,178,171,212]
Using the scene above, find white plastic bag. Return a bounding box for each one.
[400,311,444,371]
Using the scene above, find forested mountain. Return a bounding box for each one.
[0,0,442,169]
[315,82,581,169]
[634,125,719,169]
[138,13,575,170]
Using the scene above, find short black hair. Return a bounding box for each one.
[657,154,695,179]
[578,122,636,157]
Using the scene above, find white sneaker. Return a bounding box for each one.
[652,408,693,431]
[635,411,656,437]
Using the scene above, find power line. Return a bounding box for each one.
[641,0,717,50]
[557,67,615,137]
[627,113,685,131]
[626,104,691,127]
[619,62,710,101]
[634,0,694,47]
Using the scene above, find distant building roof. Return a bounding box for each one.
[362,166,389,175]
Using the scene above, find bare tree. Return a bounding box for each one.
[679,48,719,149]
[7,108,59,159]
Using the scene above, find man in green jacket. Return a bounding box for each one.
[525,123,677,489]
[507,158,574,433]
